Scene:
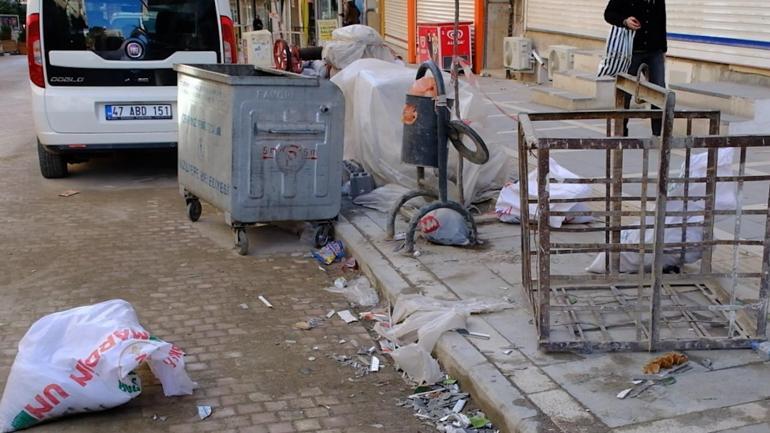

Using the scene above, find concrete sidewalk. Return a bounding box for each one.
[338,207,770,433]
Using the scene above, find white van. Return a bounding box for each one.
[26,0,236,178]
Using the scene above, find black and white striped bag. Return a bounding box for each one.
[597,26,635,77]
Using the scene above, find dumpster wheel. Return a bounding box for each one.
[234,228,249,255]
[186,198,202,222]
[313,223,335,248]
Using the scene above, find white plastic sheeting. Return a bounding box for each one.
[376,294,514,384]
[330,59,514,205]
[322,25,396,71]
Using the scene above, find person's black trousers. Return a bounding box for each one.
[624,50,666,136]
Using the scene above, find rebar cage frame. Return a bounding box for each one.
[518,72,770,352]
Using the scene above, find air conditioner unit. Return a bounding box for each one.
[547,45,577,79]
[503,37,532,71]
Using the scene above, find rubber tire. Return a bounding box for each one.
[235,229,249,256]
[314,224,335,248]
[37,140,68,179]
[186,199,202,222]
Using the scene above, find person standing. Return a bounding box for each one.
[604,0,667,135]
[340,0,361,26]
[253,15,264,31]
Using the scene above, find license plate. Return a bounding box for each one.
[105,104,172,120]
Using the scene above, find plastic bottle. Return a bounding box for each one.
[750,341,770,359]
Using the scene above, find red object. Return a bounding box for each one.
[273,39,290,71]
[27,13,44,88]
[416,22,473,71]
[219,16,237,63]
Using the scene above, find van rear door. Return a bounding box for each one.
[42,0,222,134]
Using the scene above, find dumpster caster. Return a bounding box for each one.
[314,223,334,248]
[234,228,249,255]
[186,199,202,222]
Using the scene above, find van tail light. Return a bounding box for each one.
[27,13,45,88]
[220,16,237,63]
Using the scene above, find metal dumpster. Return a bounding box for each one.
[174,64,345,255]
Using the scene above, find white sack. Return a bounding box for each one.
[322,25,396,70]
[330,59,515,206]
[495,158,593,227]
[0,300,195,432]
[587,148,737,273]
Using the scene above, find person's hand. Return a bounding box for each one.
[623,16,641,30]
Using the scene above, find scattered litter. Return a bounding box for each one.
[197,405,213,420]
[413,250,422,258]
[58,190,80,198]
[308,356,317,361]
[452,399,467,413]
[293,321,316,331]
[325,275,379,306]
[152,414,168,422]
[0,300,196,433]
[332,354,370,377]
[394,232,407,241]
[370,356,381,372]
[502,349,513,355]
[326,309,336,319]
[284,339,297,344]
[632,379,644,385]
[318,266,327,272]
[337,310,358,323]
[342,257,359,270]
[469,414,491,429]
[642,352,688,374]
[339,339,347,344]
[258,295,273,308]
[370,423,384,429]
[313,240,345,265]
[616,388,632,399]
[398,378,496,432]
[455,329,490,340]
[313,346,319,351]
[239,303,249,310]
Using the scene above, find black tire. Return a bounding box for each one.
[314,224,335,248]
[234,228,249,255]
[186,199,202,222]
[37,140,68,179]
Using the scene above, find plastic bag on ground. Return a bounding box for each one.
[352,183,411,213]
[325,276,379,306]
[495,158,593,227]
[376,295,514,384]
[587,148,737,273]
[419,208,471,246]
[0,300,195,432]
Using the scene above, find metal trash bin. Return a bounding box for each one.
[174,64,345,255]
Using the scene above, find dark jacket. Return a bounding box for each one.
[342,1,360,26]
[604,0,667,52]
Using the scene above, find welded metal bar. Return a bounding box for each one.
[524,109,718,122]
[616,72,669,108]
[518,121,535,307]
[610,284,650,340]
[637,147,650,341]
[555,287,585,341]
[537,145,551,341]
[757,187,770,338]
[549,302,763,313]
[546,222,705,234]
[547,273,763,284]
[649,90,676,352]
[540,338,760,353]
[679,147,692,267]
[701,118,721,273]
[663,284,709,338]
[728,147,747,338]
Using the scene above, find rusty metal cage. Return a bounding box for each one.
[518,72,770,352]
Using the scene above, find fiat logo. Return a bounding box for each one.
[126,41,144,59]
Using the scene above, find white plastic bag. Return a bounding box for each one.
[325,276,379,306]
[418,208,471,246]
[322,25,395,71]
[0,300,195,432]
[587,148,737,273]
[376,295,514,384]
[495,158,593,227]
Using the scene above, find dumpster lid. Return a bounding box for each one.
[173,64,320,87]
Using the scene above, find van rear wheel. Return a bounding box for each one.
[37,140,68,179]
